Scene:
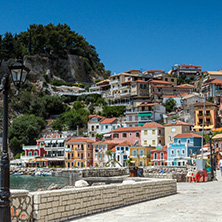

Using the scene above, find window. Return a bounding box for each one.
[171,150,174,155]
[129,133,132,136]
[187,139,190,144]
[139,161,143,166]
[106,125,108,129]
[88,153,90,157]
[154,162,158,166]
[169,136,172,142]
[34,151,38,156]
[178,139,181,144]
[154,152,157,159]
[144,130,148,135]
[132,150,137,157]
[152,130,155,135]
[103,154,105,159]
[126,147,129,151]
[68,162,70,168]
[99,154,101,160]
[122,133,127,138]
[114,134,119,138]
[77,162,80,167]
[144,140,147,145]
[160,152,164,160]
[152,140,155,145]
[136,132,140,137]
[113,126,116,130]
[117,155,120,161]
[177,150,180,156]
[139,150,144,157]
[96,125,99,129]
[121,147,124,151]
[185,127,188,132]
[28,152,32,156]
[116,147,119,151]
[95,154,97,160]
[123,155,127,160]
[182,149,185,154]
[72,162,74,167]
[159,130,161,135]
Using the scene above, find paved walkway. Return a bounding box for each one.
[71,171,222,222]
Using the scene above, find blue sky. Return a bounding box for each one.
[1,0,222,74]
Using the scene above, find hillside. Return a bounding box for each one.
[0,23,111,84]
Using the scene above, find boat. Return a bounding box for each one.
[32,171,52,176]
[12,172,24,176]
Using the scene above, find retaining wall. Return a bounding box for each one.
[31,178,176,222]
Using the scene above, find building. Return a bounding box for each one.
[151,145,167,166]
[110,126,141,144]
[164,120,192,145]
[65,138,94,168]
[140,122,164,147]
[193,102,218,132]
[92,140,117,167]
[170,64,202,79]
[201,78,222,99]
[125,102,166,127]
[99,118,120,134]
[129,145,154,167]
[115,140,132,167]
[88,115,105,137]
[167,133,202,166]
[202,70,222,83]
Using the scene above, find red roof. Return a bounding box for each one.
[100,118,117,124]
[112,127,141,132]
[151,84,171,88]
[163,95,179,98]
[144,70,164,73]
[151,145,167,152]
[89,114,104,119]
[204,78,222,85]
[177,85,194,88]
[194,101,217,107]
[142,122,164,128]
[124,69,141,73]
[37,138,44,141]
[174,133,202,138]
[164,120,192,127]
[179,64,201,68]
[149,80,172,85]
[116,140,133,146]
[66,138,95,143]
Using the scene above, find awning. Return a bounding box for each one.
[29,158,49,162]
[104,134,111,137]
[51,140,57,143]
[45,140,51,144]
[57,140,64,143]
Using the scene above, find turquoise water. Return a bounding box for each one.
[10,175,70,192]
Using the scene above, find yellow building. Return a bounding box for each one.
[65,138,94,168]
[193,101,218,132]
[129,145,155,167]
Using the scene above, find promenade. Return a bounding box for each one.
[71,171,222,222]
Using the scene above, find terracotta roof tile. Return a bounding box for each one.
[174,133,202,138]
[115,140,133,146]
[142,122,164,128]
[164,120,192,127]
[194,101,217,107]
[100,118,117,124]
[66,138,95,143]
[37,138,44,141]
[179,64,201,68]
[132,80,148,83]
[149,80,172,85]
[112,127,141,132]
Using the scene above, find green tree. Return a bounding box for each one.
[9,114,46,154]
[207,97,214,103]
[102,105,125,117]
[73,101,84,110]
[95,134,103,141]
[164,98,177,112]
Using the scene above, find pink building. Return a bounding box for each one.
[151,145,167,166]
[109,127,141,145]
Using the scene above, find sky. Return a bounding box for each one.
[0,0,222,74]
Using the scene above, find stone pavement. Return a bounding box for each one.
[70,171,222,222]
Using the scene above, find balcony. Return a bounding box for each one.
[138,118,151,122]
[110,79,120,84]
[111,87,119,91]
[22,145,39,150]
[120,91,131,96]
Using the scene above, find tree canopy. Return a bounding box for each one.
[0,23,110,78]
[164,98,177,113]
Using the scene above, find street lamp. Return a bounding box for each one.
[0,59,29,222]
[209,131,214,181]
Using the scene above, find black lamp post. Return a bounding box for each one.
[0,59,29,222]
[209,131,214,181]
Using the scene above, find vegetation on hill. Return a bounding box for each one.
[0,23,110,79]
[163,98,177,113]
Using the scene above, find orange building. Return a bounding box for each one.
[65,138,94,168]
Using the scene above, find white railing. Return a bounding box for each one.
[110,79,119,84]
[22,145,38,150]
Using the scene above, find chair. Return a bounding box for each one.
[186,171,198,182]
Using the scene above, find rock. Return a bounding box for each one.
[47,183,60,190]
[91,182,106,186]
[75,180,89,188]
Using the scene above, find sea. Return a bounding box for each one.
[10,175,70,192]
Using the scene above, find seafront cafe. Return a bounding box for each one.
[26,157,65,167]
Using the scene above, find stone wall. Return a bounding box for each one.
[10,190,33,222]
[31,178,176,222]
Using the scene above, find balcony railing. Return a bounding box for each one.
[110,79,120,84]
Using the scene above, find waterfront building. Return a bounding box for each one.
[65,138,94,168]
[164,120,192,146]
[88,114,105,137]
[167,133,202,166]
[110,126,141,144]
[193,101,218,132]
[140,122,164,147]
[114,140,132,167]
[151,145,167,166]
[129,145,154,167]
[92,140,117,167]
